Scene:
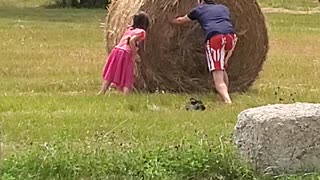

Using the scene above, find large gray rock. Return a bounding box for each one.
[233,103,320,174]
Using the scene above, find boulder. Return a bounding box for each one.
[233,103,320,174]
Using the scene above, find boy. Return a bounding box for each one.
[170,0,237,104]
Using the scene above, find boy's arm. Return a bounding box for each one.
[170,7,198,25]
[225,38,238,68]
[170,15,192,25]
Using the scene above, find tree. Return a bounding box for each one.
[64,0,72,7]
[60,0,110,8]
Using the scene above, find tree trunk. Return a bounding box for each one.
[79,0,109,8]
[65,0,73,7]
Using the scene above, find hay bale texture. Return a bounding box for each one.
[105,0,269,93]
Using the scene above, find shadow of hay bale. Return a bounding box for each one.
[104,0,269,93]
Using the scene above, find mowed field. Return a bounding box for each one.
[0,0,320,179]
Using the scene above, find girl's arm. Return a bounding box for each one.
[137,41,145,57]
[129,35,141,60]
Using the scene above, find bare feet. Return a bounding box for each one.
[212,70,232,104]
[216,94,232,104]
[98,81,112,96]
[97,90,106,96]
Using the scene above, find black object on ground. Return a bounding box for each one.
[186,98,206,111]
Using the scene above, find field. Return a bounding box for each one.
[0,0,320,179]
[258,0,319,10]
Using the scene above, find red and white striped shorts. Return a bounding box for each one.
[205,34,237,72]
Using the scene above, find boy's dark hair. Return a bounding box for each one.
[132,11,150,31]
[203,0,216,4]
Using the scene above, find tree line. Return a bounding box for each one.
[59,0,111,8]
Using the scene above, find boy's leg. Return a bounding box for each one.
[206,35,232,103]
[212,70,232,104]
[224,34,238,66]
[219,34,237,99]
[223,70,229,88]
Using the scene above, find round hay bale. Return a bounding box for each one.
[104,0,269,93]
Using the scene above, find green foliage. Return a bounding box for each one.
[2,139,257,179]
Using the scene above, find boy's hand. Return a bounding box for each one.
[167,14,177,24]
[169,18,176,24]
[224,63,229,69]
[169,15,192,25]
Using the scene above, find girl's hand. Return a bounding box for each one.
[129,35,142,62]
[133,54,141,62]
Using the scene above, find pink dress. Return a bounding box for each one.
[102,27,146,90]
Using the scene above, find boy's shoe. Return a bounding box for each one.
[186,98,206,111]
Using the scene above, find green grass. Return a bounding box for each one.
[1,1,320,180]
[258,0,320,10]
[0,7,106,94]
[0,0,54,8]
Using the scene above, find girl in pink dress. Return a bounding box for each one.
[98,12,150,95]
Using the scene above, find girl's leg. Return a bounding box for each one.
[212,70,232,104]
[109,83,117,91]
[122,87,131,95]
[98,80,112,95]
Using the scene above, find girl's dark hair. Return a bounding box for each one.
[132,11,150,31]
[203,0,216,4]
